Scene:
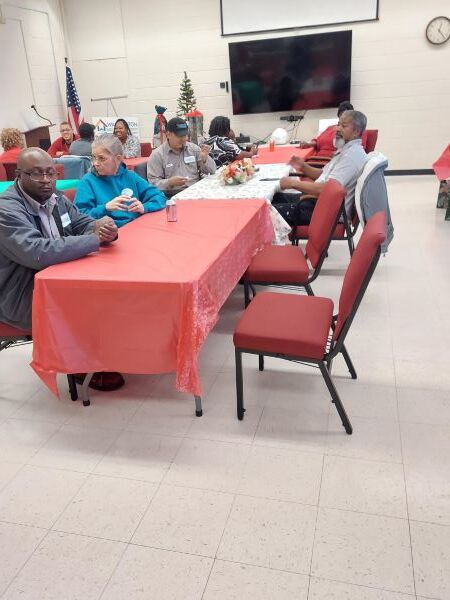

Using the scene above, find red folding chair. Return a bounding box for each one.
[243,179,346,306]
[2,163,17,180]
[291,207,360,256]
[364,129,378,153]
[64,188,76,202]
[140,143,152,157]
[233,212,386,435]
[0,322,78,401]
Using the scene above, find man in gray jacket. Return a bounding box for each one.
[0,147,118,330]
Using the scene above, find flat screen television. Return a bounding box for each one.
[228,30,352,115]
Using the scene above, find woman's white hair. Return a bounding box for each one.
[92,133,123,155]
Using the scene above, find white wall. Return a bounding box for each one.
[0,0,67,142]
[49,0,450,168]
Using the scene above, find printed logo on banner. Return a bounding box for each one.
[92,117,140,139]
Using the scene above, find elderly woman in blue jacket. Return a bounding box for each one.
[75,134,166,227]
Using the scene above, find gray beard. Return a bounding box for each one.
[334,136,345,150]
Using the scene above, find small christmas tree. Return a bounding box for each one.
[177,71,197,116]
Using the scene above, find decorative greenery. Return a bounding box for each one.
[177,71,197,116]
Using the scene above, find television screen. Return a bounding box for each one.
[229,30,352,115]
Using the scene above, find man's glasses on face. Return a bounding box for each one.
[91,155,111,164]
[20,169,57,182]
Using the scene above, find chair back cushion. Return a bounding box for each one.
[0,162,6,181]
[64,188,76,202]
[3,163,17,180]
[305,179,345,267]
[334,212,386,339]
[364,129,378,153]
[140,143,152,157]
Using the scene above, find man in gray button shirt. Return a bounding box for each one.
[147,117,216,197]
[273,110,369,225]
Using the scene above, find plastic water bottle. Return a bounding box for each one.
[121,188,134,206]
[166,198,177,222]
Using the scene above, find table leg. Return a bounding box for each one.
[194,395,203,417]
[80,373,94,407]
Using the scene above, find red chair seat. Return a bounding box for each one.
[244,245,309,283]
[233,292,334,359]
[0,323,30,337]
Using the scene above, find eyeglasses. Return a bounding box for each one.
[91,155,112,164]
[20,169,57,182]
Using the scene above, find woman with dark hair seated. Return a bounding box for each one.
[205,116,258,167]
[113,118,141,158]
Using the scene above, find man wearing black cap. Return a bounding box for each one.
[147,117,216,196]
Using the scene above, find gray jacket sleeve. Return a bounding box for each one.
[0,204,99,271]
[60,196,96,236]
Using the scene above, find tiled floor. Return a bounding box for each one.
[0,175,449,599]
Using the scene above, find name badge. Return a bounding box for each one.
[184,155,196,164]
[61,212,71,228]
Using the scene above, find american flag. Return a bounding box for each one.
[66,65,84,133]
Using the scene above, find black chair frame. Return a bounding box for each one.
[235,247,381,435]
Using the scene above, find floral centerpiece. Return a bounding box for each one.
[219,158,255,185]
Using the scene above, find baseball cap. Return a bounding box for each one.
[167,117,189,136]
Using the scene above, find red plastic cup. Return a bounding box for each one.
[269,140,275,152]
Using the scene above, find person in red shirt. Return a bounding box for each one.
[299,101,368,157]
[47,121,78,158]
[0,128,25,162]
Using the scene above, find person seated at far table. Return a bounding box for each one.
[204,116,258,167]
[272,110,368,226]
[69,122,95,156]
[75,133,166,227]
[0,128,25,162]
[147,117,216,197]
[47,122,78,158]
[299,101,367,157]
[113,118,141,158]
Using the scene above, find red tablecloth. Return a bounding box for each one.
[123,157,149,170]
[252,146,313,165]
[31,200,273,397]
[432,144,450,181]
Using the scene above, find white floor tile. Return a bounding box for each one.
[309,578,415,599]
[164,438,250,493]
[101,544,212,600]
[0,383,40,420]
[29,425,118,473]
[404,463,450,525]
[217,494,316,573]
[401,422,450,468]
[0,465,86,528]
[411,520,450,600]
[237,445,323,504]
[94,430,182,483]
[0,522,46,596]
[311,508,414,594]
[333,381,398,421]
[126,399,195,436]
[327,415,402,463]
[132,484,233,557]
[254,405,329,455]
[398,387,450,426]
[54,474,156,542]
[0,419,60,464]
[0,462,23,492]
[203,560,309,600]
[3,531,125,600]
[320,455,407,518]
